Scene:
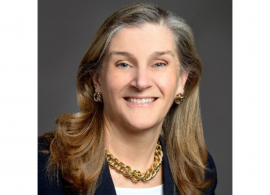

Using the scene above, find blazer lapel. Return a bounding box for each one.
[95,159,117,195]
[159,137,177,195]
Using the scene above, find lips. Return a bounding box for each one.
[124,97,158,104]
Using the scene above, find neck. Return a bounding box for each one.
[104,115,162,172]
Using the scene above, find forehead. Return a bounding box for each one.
[107,23,177,55]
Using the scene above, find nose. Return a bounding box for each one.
[130,66,152,91]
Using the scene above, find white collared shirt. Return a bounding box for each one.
[115,185,164,195]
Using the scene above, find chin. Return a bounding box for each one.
[126,119,162,132]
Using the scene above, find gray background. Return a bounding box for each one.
[38,0,232,194]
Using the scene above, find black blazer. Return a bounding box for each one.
[38,137,217,195]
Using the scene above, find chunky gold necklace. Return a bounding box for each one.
[105,141,163,182]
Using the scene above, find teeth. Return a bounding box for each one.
[128,98,155,103]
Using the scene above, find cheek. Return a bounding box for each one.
[154,71,180,95]
[100,71,129,97]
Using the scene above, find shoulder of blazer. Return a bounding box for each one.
[38,135,65,195]
[203,152,218,195]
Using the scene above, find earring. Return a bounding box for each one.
[174,93,185,105]
[93,92,103,103]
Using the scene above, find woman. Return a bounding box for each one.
[39,2,217,195]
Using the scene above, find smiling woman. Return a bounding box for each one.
[95,24,186,133]
[38,2,217,195]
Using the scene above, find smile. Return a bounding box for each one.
[124,97,158,105]
[126,97,156,103]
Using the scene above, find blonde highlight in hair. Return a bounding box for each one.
[41,2,213,194]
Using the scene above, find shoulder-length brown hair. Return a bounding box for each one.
[43,2,212,194]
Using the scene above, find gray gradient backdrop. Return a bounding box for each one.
[38,0,232,194]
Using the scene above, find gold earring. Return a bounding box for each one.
[174,93,185,104]
[93,92,103,102]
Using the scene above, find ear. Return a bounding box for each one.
[176,71,189,95]
[92,73,102,92]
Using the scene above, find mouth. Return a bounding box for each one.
[124,97,158,104]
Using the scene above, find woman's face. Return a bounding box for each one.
[93,23,188,132]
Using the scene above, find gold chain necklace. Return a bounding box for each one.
[105,141,163,182]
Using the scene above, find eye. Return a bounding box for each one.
[116,63,130,69]
[153,62,166,68]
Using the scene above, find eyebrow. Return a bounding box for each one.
[107,50,175,61]
[151,50,175,58]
